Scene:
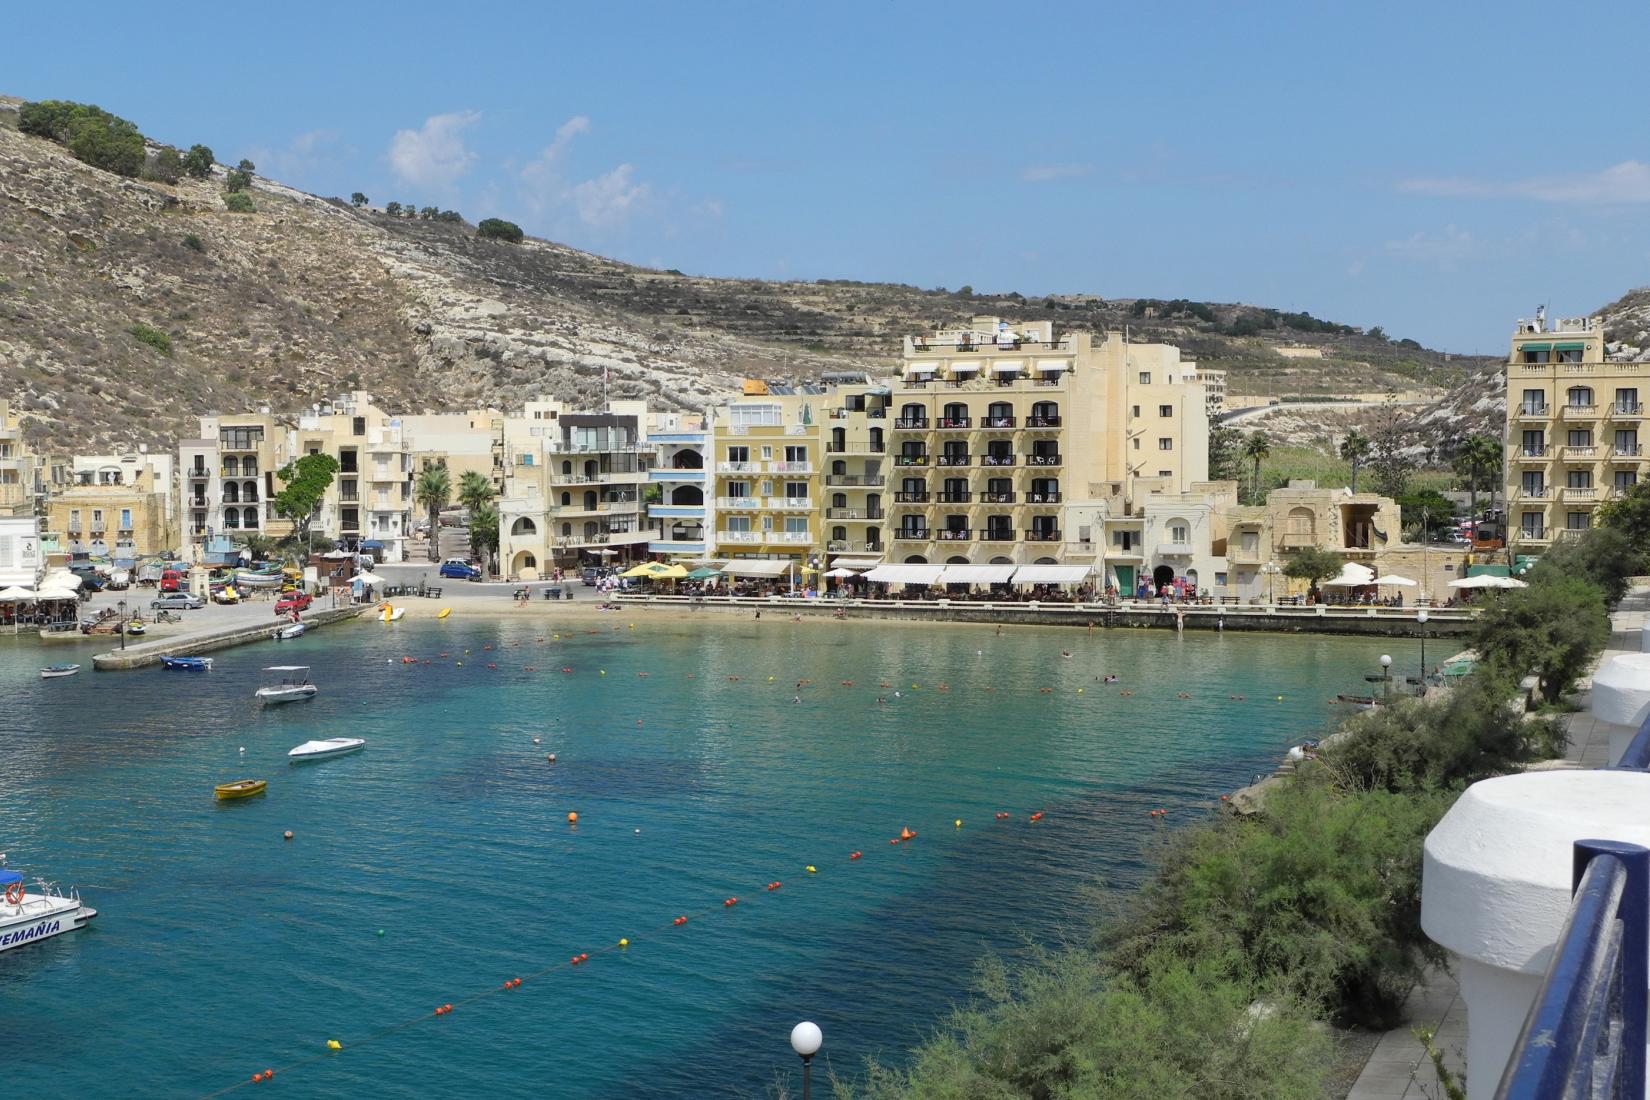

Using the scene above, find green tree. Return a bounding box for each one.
[1241,431,1270,502]
[1398,489,1455,542]
[143,147,183,184]
[1282,545,1344,599]
[1530,526,1641,606]
[457,470,495,561]
[419,206,438,219]
[350,192,368,207]
[1367,325,1387,341]
[182,144,215,178]
[19,100,146,177]
[1453,433,1502,522]
[1339,428,1372,494]
[1597,480,1650,553]
[224,159,255,193]
[476,218,524,243]
[223,191,255,213]
[1369,399,1414,498]
[1208,425,1244,482]
[470,503,500,576]
[1473,575,1610,703]
[415,462,451,562]
[384,201,402,217]
[127,323,172,357]
[272,453,340,543]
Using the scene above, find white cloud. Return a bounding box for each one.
[388,110,481,189]
[571,164,651,228]
[1022,163,1094,183]
[1398,161,1650,204]
[247,130,350,185]
[517,116,656,231]
[1382,225,1477,268]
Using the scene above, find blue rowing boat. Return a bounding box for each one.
[160,656,214,672]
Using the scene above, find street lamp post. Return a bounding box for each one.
[118,598,126,650]
[790,1021,823,1100]
[1417,609,1430,695]
[1264,560,1279,605]
[1379,653,1392,699]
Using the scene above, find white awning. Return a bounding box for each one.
[822,567,860,578]
[1035,360,1070,374]
[950,362,981,374]
[0,586,35,601]
[938,564,1018,584]
[906,364,938,375]
[45,572,83,590]
[831,557,883,570]
[862,564,946,585]
[722,559,795,578]
[1012,564,1092,585]
[990,360,1025,374]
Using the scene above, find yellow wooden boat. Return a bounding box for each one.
[214,779,268,801]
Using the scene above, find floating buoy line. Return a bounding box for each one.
[197,805,1060,1098]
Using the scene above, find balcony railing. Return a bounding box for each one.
[937,417,973,430]
[826,441,886,453]
[893,491,930,503]
[1562,487,1601,503]
[825,508,883,520]
[980,454,1017,467]
[773,531,813,544]
[1025,415,1062,428]
[772,462,814,474]
[1613,403,1645,418]
[1562,403,1600,419]
[1495,835,1647,1100]
[717,497,759,510]
[1517,404,1551,417]
[1025,492,1063,504]
[893,529,930,541]
[1025,453,1063,466]
[773,497,813,511]
[1516,446,1549,459]
[935,454,972,467]
[717,462,757,473]
[718,531,762,543]
[936,528,972,541]
[1519,526,1548,540]
[1515,487,1550,501]
[1613,445,1644,460]
[936,491,972,503]
[979,415,1016,429]
[825,474,885,486]
[981,528,1015,542]
[1024,529,1061,542]
[980,491,1017,503]
[1565,446,1598,460]
[894,418,930,430]
[894,454,930,467]
[826,539,883,553]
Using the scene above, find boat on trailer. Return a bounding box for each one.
[256,666,317,705]
[0,869,97,953]
[288,737,364,762]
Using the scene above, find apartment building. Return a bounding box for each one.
[708,382,825,573]
[1197,368,1228,419]
[1504,309,1642,547]
[819,374,889,563]
[0,400,42,517]
[45,452,176,560]
[498,399,652,577]
[887,318,1208,566]
[179,410,293,555]
[401,408,505,494]
[294,392,414,561]
[646,411,712,560]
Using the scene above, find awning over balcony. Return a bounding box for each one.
[905,364,937,376]
[862,564,946,585]
[1011,564,1092,585]
[990,360,1024,373]
[721,559,795,578]
[831,557,883,570]
[938,564,1017,584]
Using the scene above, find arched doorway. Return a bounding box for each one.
[670,485,703,505]
[1152,564,1175,589]
[513,551,539,579]
[903,554,928,564]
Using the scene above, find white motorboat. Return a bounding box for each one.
[40,664,81,679]
[256,666,317,705]
[288,737,364,762]
[273,622,305,640]
[0,869,97,953]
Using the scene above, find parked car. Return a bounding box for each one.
[439,559,483,581]
[160,569,185,593]
[151,593,205,610]
[580,567,600,586]
[275,592,314,615]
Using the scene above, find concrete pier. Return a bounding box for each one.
[91,605,368,670]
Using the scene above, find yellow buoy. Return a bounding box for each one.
[806,865,817,874]
[767,676,775,682]
[1276,695,1284,701]
[326,1040,342,1051]
[618,938,629,947]
[600,670,607,676]
[955,819,962,828]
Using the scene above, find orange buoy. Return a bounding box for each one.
[1030,812,1044,822]
[567,811,578,824]
[724,897,738,907]
[849,851,862,860]
[252,1073,262,1083]
[900,827,916,840]
[673,916,688,926]
[767,881,781,891]
[264,1070,274,1080]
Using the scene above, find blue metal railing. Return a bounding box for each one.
[1494,838,1648,1100]
[1613,713,1650,771]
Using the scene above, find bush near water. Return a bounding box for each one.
[837,514,1647,1099]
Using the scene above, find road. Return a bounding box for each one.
[1217,398,1427,425]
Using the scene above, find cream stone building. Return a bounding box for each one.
[497,399,653,578]
[886,318,1208,567]
[179,409,293,554]
[401,408,505,494]
[1503,309,1642,547]
[0,400,42,517]
[45,462,176,560]
[293,392,415,561]
[708,382,826,576]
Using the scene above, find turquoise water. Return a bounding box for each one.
[1,617,1415,1097]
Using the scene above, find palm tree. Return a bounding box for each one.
[1454,433,1502,524]
[1339,429,1372,494]
[456,470,495,562]
[471,502,500,576]
[1241,431,1271,502]
[414,462,451,563]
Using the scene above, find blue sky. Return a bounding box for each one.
[13,1,1650,353]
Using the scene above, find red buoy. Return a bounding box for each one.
[724,897,738,907]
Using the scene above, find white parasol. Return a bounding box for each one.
[1448,574,1528,590]
[822,568,860,578]
[1375,574,1419,587]
[0,586,37,601]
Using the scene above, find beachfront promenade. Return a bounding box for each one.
[90,603,368,670]
[614,592,1478,637]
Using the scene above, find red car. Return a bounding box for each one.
[274,593,313,615]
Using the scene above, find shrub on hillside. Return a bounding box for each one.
[182,144,215,179]
[182,234,205,253]
[19,99,146,177]
[477,218,524,243]
[142,147,183,184]
[223,192,255,213]
[127,323,172,357]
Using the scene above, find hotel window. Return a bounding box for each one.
[1558,346,1584,364]
[1522,429,1545,455]
[1616,430,1639,455]
[1159,404,1174,417]
[762,515,774,531]
[1567,429,1593,447]
[786,446,808,463]
[1566,470,1592,489]
[1521,389,1546,413]
[1523,346,1551,364]
[784,516,808,535]
[120,509,131,529]
[761,446,773,461]
[759,481,772,496]
[1521,471,1544,495]
[1567,386,1594,408]
[1616,471,1639,491]
[1567,512,1589,531]
[1521,513,1543,537]
[784,482,808,500]
[1158,438,1173,450]
[1169,523,1189,543]
[726,515,751,533]
[1617,388,1640,412]
[726,482,750,499]
[730,403,782,428]
[726,446,748,463]
[1112,529,1137,550]
[1138,372,1151,384]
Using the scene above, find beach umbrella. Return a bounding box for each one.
[1375,574,1419,587]
[45,572,83,590]
[356,570,386,585]
[1448,574,1527,589]
[0,586,36,601]
[619,562,666,579]
[1320,563,1376,587]
[35,586,80,601]
[686,567,722,581]
[652,564,690,580]
[822,568,859,579]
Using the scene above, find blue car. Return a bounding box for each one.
[439,560,482,581]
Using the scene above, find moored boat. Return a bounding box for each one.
[40,664,80,679]
[214,779,268,800]
[0,869,97,953]
[273,622,305,640]
[380,604,404,622]
[235,569,285,589]
[161,656,214,672]
[288,737,365,762]
[256,666,317,704]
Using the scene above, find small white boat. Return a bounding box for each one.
[380,604,404,622]
[0,869,97,953]
[288,737,364,762]
[273,622,305,640]
[256,666,317,705]
[40,664,81,679]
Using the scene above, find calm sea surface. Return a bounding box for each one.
[0,615,1417,1097]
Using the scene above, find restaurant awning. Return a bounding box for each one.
[1011,564,1092,585]
[830,557,883,570]
[938,564,1017,584]
[862,564,946,585]
[721,559,795,578]
[360,540,385,550]
[35,586,80,600]
[0,586,36,602]
[1320,563,1376,587]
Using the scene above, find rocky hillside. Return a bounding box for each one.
[0,93,1489,454]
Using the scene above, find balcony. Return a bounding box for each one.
[893,491,931,503]
[1513,487,1550,501]
[718,530,762,544]
[717,497,760,510]
[1024,492,1063,505]
[825,507,883,520]
[893,418,930,430]
[894,454,930,467]
[189,467,210,479]
[827,540,883,553]
[826,441,886,454]
[825,474,885,487]
[979,415,1016,429]
[1515,403,1551,419]
[1561,403,1600,420]
[771,462,814,474]
[1515,446,1549,462]
[1024,529,1062,542]
[1025,453,1063,467]
[717,461,757,473]
[1612,445,1644,461]
[980,454,1017,468]
[1158,541,1194,557]
[1561,487,1602,504]
[936,490,972,503]
[771,531,814,544]
[979,491,1017,503]
[1563,445,1598,461]
[1611,402,1645,419]
[773,497,813,511]
[935,454,972,467]
[893,529,930,541]
[1279,531,1317,549]
[936,528,972,541]
[1025,415,1062,429]
[1518,526,1549,541]
[1229,544,1265,565]
[936,417,973,430]
[980,530,1016,544]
